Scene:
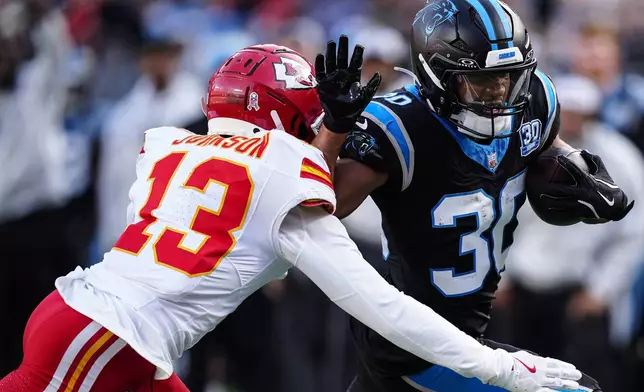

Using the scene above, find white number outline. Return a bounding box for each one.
[430,170,527,297]
[431,189,495,297]
[381,92,412,106]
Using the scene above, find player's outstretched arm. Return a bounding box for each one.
[277,205,582,392]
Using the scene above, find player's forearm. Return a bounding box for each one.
[278,207,502,381]
[311,125,348,174]
[334,159,388,219]
[548,135,572,150]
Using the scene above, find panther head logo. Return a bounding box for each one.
[415,0,459,37]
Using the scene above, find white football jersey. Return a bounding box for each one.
[55,125,335,377]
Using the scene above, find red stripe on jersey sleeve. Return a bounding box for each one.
[299,199,335,214]
[300,158,333,190]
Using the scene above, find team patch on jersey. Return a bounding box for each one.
[300,158,333,190]
[519,119,542,156]
[344,130,382,159]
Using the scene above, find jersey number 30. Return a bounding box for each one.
[430,172,526,297]
[113,152,253,277]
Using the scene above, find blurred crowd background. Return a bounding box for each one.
[3,0,644,391]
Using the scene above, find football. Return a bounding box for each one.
[525,147,590,226]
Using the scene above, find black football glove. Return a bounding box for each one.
[315,35,382,134]
[538,150,634,224]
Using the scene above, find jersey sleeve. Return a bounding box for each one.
[298,154,336,213]
[340,100,415,192]
[263,131,336,214]
[533,69,561,151]
[273,132,337,214]
[276,206,504,381]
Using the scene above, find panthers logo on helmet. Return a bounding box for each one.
[274,57,317,90]
[415,0,458,38]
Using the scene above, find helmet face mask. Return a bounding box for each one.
[446,61,536,138]
[410,0,537,139]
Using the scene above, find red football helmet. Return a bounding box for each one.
[203,44,324,142]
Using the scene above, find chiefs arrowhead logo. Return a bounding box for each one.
[274,57,317,90]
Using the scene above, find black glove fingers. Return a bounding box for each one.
[348,45,364,73]
[607,190,633,221]
[315,54,326,80]
[317,35,378,134]
[337,35,349,70]
[580,150,602,175]
[326,40,337,74]
[363,72,382,101]
[538,184,586,199]
[556,155,587,186]
[539,194,580,210]
[614,201,635,221]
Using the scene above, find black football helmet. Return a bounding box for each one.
[410,0,537,139]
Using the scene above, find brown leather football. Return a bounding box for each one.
[528,148,589,185]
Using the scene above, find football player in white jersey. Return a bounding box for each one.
[0,40,581,392]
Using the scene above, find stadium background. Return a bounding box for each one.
[3,0,644,391]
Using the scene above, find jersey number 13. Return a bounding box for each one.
[430,171,526,297]
[113,152,253,277]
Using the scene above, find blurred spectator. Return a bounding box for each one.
[97,31,203,254]
[1,1,644,391]
[306,0,366,33]
[0,0,88,375]
[89,1,143,105]
[353,23,412,93]
[273,16,326,61]
[144,0,257,82]
[625,263,644,390]
[495,74,644,391]
[569,24,644,153]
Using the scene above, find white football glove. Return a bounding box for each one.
[489,349,583,392]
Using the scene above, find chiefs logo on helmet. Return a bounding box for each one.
[274,57,317,90]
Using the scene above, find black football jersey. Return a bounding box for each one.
[342,69,560,377]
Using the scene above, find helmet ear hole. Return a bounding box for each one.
[297,122,309,141]
[292,115,312,142]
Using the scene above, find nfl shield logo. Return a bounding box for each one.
[487,152,498,169]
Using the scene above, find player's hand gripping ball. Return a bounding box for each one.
[526,148,634,225]
[526,148,589,226]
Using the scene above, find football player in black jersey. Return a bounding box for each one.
[313,1,634,392]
